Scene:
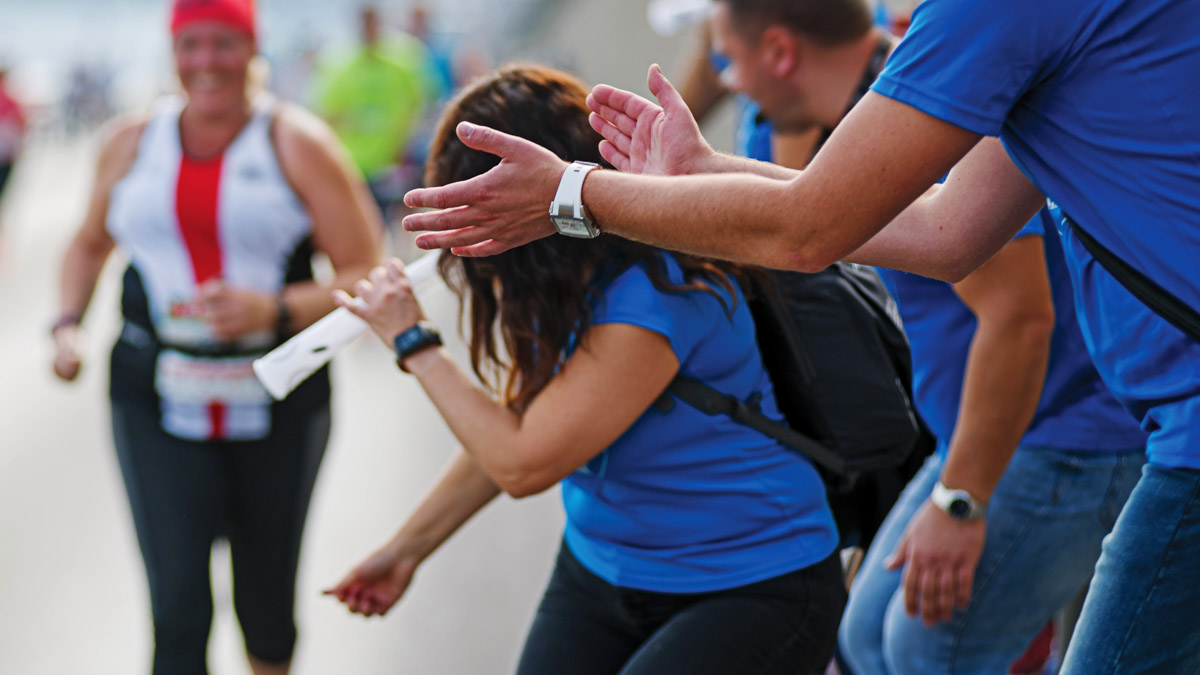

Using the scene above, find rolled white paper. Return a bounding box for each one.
[253,254,441,400]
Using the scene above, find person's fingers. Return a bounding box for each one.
[920,565,945,625]
[590,84,657,121]
[455,121,539,161]
[934,567,956,624]
[598,140,631,172]
[883,536,909,570]
[647,63,689,116]
[588,103,640,139]
[385,258,406,280]
[956,564,974,609]
[903,560,922,618]
[352,279,373,299]
[403,177,485,211]
[368,265,388,286]
[414,226,491,252]
[332,290,372,320]
[402,205,474,233]
[450,238,518,258]
[591,114,633,157]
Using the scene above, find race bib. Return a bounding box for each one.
[155,349,272,441]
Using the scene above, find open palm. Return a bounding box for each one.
[587,64,715,177]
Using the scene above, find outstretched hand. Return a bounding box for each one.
[885,500,986,626]
[324,541,421,618]
[401,121,568,257]
[586,64,715,176]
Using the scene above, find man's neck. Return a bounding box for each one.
[807,27,896,128]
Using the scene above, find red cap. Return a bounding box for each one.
[170,0,257,39]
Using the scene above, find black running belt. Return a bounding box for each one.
[1067,216,1200,343]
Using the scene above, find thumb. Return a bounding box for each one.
[456,121,534,160]
[884,536,909,570]
[647,64,688,116]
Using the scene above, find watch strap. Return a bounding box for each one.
[549,161,600,237]
[393,321,443,372]
[931,481,987,521]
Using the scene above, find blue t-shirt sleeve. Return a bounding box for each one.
[872,0,1074,136]
[591,262,714,364]
[1014,209,1052,240]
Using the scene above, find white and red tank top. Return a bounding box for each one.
[107,96,314,441]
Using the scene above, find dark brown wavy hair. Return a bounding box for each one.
[427,64,749,413]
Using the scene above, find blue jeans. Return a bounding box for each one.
[1060,463,1200,674]
[838,447,1144,675]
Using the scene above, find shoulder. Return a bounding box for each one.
[95,111,149,188]
[271,101,349,180]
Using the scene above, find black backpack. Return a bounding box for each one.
[664,263,933,549]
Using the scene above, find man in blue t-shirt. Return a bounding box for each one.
[700,2,1147,672]
[401,2,1200,670]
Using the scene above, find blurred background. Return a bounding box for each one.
[0,1,746,673]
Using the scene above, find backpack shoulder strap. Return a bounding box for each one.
[666,375,848,475]
[1067,217,1200,343]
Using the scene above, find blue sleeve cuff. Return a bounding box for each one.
[871,75,1004,138]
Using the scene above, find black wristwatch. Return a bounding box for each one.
[393,321,443,372]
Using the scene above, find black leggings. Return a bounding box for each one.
[516,544,847,675]
[111,399,330,675]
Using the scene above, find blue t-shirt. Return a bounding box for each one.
[561,255,838,593]
[879,211,1146,453]
[873,0,1200,468]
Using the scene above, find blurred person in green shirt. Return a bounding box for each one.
[315,5,433,217]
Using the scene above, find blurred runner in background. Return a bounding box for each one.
[314,4,433,228]
[0,64,26,244]
[50,1,379,672]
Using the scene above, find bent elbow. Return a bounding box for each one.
[769,240,842,274]
[499,474,556,500]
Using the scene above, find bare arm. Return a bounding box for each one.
[403,68,1043,282]
[272,103,382,332]
[888,235,1056,625]
[53,116,143,381]
[846,136,1046,279]
[402,93,983,274]
[326,448,501,617]
[337,260,681,499]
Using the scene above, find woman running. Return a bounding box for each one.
[50,1,380,672]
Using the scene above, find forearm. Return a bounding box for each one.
[403,347,556,497]
[585,169,850,271]
[939,318,1053,501]
[694,151,798,179]
[846,140,1046,282]
[58,233,114,320]
[388,448,502,561]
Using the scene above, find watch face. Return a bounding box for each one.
[948,498,972,519]
[553,216,591,238]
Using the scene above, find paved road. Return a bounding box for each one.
[0,2,731,672]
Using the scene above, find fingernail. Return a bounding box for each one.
[459,121,475,139]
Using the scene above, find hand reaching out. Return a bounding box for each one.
[401,122,568,257]
[324,540,422,618]
[586,64,716,176]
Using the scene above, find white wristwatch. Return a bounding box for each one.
[930,481,987,522]
[549,161,601,238]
